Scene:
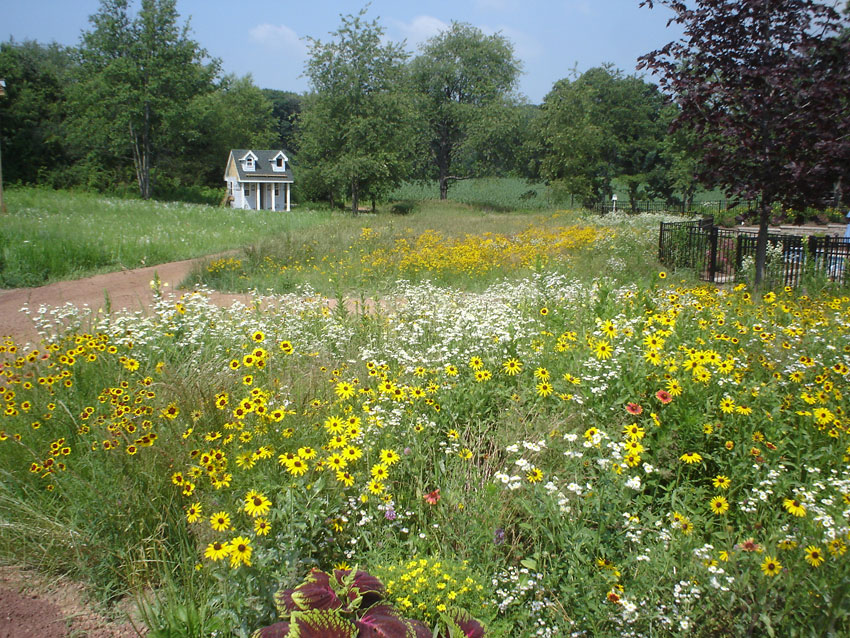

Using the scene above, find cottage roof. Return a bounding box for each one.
[228,149,294,182]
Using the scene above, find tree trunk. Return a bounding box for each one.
[351,178,359,216]
[439,176,449,200]
[754,197,771,288]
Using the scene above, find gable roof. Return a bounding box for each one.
[227,149,294,182]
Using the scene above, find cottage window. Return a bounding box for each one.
[245,157,254,170]
[274,184,280,196]
[276,157,283,168]
[243,185,249,197]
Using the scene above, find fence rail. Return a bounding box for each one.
[658,219,850,287]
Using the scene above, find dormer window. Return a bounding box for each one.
[245,157,254,170]
[271,151,288,172]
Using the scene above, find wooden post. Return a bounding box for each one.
[0,78,6,214]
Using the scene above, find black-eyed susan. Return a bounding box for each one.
[680,451,703,464]
[204,541,229,562]
[379,449,400,465]
[186,502,202,524]
[713,475,731,490]
[804,545,825,567]
[244,491,272,517]
[254,518,271,536]
[502,358,523,375]
[536,381,554,397]
[760,556,782,577]
[227,536,252,568]
[210,511,231,532]
[709,495,729,515]
[526,467,544,483]
[782,497,806,518]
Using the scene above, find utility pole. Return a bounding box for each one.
[0,78,6,214]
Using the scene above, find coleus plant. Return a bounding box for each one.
[252,567,486,638]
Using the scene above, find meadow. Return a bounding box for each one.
[0,188,331,287]
[1,190,849,637]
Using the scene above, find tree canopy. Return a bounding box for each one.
[409,22,521,199]
[69,0,219,198]
[297,8,417,213]
[640,0,850,283]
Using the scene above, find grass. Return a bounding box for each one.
[0,187,331,288]
[390,178,558,211]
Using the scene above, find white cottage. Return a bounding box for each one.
[224,149,294,211]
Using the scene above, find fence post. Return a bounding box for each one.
[708,225,719,283]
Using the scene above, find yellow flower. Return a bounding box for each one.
[254,518,272,536]
[804,545,825,567]
[680,451,702,464]
[709,495,729,515]
[760,556,782,577]
[227,536,252,568]
[204,541,229,562]
[186,502,202,524]
[783,497,806,517]
[244,491,272,517]
[209,511,231,532]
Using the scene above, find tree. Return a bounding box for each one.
[639,0,850,285]
[69,0,218,198]
[297,8,416,213]
[261,89,302,152]
[410,23,521,199]
[180,74,278,186]
[534,66,667,209]
[0,40,76,185]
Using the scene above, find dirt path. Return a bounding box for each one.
[0,257,255,345]
[0,566,142,638]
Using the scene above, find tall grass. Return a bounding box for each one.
[0,188,331,287]
[390,178,557,210]
[187,204,678,296]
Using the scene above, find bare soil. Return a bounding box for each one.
[0,566,142,638]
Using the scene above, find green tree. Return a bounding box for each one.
[69,0,218,198]
[297,8,416,213]
[0,40,76,185]
[261,89,302,152]
[534,65,667,209]
[179,74,277,186]
[410,23,521,199]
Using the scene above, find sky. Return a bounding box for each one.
[1,0,686,103]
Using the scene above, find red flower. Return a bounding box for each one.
[423,488,441,505]
[655,390,672,404]
[625,402,643,415]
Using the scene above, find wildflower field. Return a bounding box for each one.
[1,200,850,637]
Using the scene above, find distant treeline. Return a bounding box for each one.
[1,0,847,214]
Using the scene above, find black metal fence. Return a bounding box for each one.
[658,219,850,287]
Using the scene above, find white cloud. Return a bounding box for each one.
[389,15,450,48]
[248,23,308,57]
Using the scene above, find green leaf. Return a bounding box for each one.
[288,609,358,638]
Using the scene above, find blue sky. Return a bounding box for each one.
[2,1,685,103]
